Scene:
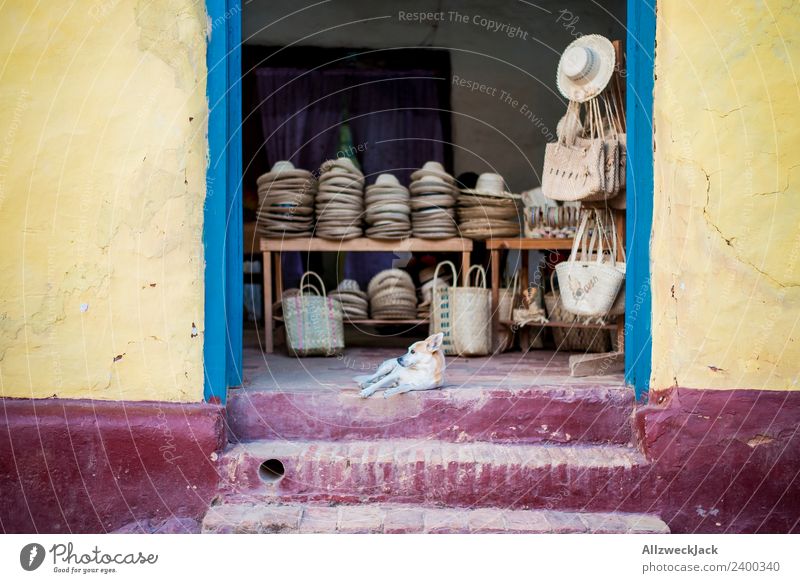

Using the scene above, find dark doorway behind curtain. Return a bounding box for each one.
[251,51,451,289]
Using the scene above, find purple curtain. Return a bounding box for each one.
[256,67,446,289]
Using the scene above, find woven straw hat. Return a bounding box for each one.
[556,35,615,102]
[410,161,455,183]
[460,173,519,198]
[373,173,402,187]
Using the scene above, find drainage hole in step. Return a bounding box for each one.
[258,459,285,483]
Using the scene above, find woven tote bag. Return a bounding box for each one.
[542,135,604,201]
[555,210,624,317]
[451,265,492,356]
[429,261,459,356]
[283,271,344,356]
[497,271,519,322]
[544,291,612,353]
[606,213,627,317]
[542,101,605,202]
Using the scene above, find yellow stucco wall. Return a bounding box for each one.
[0,1,208,401]
[652,1,800,391]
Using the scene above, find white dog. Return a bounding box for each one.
[355,333,446,398]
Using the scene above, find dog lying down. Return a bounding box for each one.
[354,333,445,398]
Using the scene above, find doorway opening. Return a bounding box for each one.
[215,0,654,404]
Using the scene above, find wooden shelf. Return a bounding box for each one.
[261,237,473,253]
[274,316,428,326]
[500,320,617,331]
[486,237,574,250]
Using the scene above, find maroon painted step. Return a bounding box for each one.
[218,439,652,512]
[202,501,669,534]
[226,384,634,445]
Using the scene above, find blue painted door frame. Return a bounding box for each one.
[625,0,656,400]
[204,0,242,403]
[202,1,655,402]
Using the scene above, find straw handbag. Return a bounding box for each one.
[606,213,627,316]
[497,271,519,322]
[543,98,624,202]
[542,101,604,201]
[555,209,624,317]
[451,265,492,356]
[283,271,344,356]
[429,261,459,355]
[544,291,612,353]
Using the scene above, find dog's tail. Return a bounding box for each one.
[353,374,373,385]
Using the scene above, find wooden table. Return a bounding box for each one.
[260,237,474,352]
[486,237,625,353]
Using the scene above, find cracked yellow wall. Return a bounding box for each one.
[652,1,800,391]
[0,1,207,401]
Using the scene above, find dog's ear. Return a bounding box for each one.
[426,332,444,352]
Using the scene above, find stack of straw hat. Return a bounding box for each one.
[256,161,316,238]
[458,173,521,239]
[329,279,369,320]
[314,158,365,240]
[364,173,411,239]
[408,162,459,239]
[367,269,417,320]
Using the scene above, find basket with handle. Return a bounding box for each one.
[282,271,344,356]
[429,261,459,355]
[544,290,612,352]
[451,265,492,356]
[498,270,519,322]
[555,209,624,317]
[606,209,627,316]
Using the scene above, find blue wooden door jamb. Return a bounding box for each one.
[204,0,243,403]
[625,0,655,400]
[204,0,652,402]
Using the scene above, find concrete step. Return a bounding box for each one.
[202,502,669,534]
[226,383,634,445]
[218,439,651,512]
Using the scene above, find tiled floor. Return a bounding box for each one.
[242,328,624,392]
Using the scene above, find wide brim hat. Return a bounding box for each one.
[257,163,314,185]
[410,161,455,183]
[373,173,402,187]
[556,35,615,103]
[460,172,520,198]
[320,157,363,176]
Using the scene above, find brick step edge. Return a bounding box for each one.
[226,385,634,445]
[219,439,651,511]
[202,502,670,534]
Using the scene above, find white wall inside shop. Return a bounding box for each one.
[243,0,625,192]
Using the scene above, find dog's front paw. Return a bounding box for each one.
[359,387,374,398]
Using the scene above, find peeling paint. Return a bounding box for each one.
[0,1,208,401]
[652,1,800,391]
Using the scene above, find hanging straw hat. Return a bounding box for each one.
[556,35,615,103]
[460,173,520,198]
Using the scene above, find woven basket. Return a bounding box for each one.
[451,265,492,356]
[283,272,344,356]
[555,209,623,317]
[544,292,611,353]
[497,272,519,321]
[429,261,459,355]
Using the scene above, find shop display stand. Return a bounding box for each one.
[260,237,473,353]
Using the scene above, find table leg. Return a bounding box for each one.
[491,249,500,331]
[520,250,529,291]
[274,252,284,349]
[263,251,273,353]
[462,249,471,286]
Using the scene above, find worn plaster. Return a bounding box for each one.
[0,1,208,401]
[651,0,800,391]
